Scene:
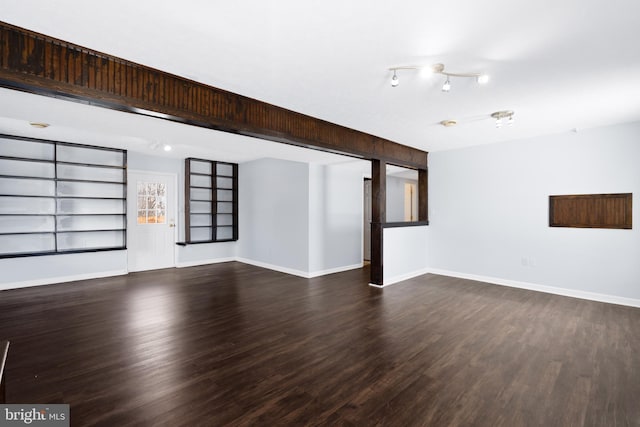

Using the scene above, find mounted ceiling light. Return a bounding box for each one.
[491,110,515,128]
[29,122,50,129]
[389,63,489,92]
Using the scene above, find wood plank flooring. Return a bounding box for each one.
[1,262,639,426]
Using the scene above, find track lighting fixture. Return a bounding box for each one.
[388,63,489,92]
[491,110,515,128]
[391,70,399,87]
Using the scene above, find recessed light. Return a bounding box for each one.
[29,122,50,129]
[440,119,457,127]
[163,144,172,152]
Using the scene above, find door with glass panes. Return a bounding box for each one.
[127,171,176,272]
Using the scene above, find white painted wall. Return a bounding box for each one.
[428,121,640,301]
[239,158,364,277]
[238,158,310,274]
[383,225,429,286]
[308,163,363,275]
[0,250,127,290]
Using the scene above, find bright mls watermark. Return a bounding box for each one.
[0,405,69,427]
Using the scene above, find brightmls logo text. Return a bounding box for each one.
[0,405,69,427]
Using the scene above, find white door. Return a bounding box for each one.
[127,171,177,272]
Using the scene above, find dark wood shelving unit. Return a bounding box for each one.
[184,158,238,244]
[0,134,127,258]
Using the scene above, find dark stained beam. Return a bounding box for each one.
[370,159,386,285]
[0,21,428,169]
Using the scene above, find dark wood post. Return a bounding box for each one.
[370,159,386,286]
[418,167,428,222]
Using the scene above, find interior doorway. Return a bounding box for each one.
[127,171,177,272]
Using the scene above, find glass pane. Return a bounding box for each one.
[190,188,212,201]
[57,198,125,214]
[137,210,146,224]
[57,145,124,167]
[146,182,158,195]
[216,227,233,240]
[0,158,55,178]
[0,233,55,255]
[0,196,55,214]
[217,189,233,202]
[217,163,233,176]
[57,215,125,231]
[157,183,166,197]
[190,201,212,214]
[57,181,124,198]
[190,174,211,188]
[0,216,55,234]
[156,209,166,224]
[0,138,54,160]
[137,181,146,196]
[217,202,233,214]
[190,227,211,242]
[57,230,125,251]
[57,164,124,183]
[190,160,211,174]
[217,214,233,226]
[217,177,233,189]
[0,178,55,196]
[190,214,212,227]
[146,196,156,210]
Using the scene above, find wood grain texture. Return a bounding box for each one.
[550,193,632,229]
[1,263,639,426]
[0,21,427,169]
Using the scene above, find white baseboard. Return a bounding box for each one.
[0,269,128,292]
[308,262,363,278]
[235,257,363,279]
[235,257,311,278]
[428,268,640,308]
[368,267,431,288]
[176,257,236,268]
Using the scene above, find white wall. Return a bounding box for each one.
[308,163,363,275]
[428,121,640,302]
[382,225,429,286]
[0,250,127,290]
[238,158,310,274]
[239,158,363,277]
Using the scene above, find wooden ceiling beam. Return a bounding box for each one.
[0,21,428,169]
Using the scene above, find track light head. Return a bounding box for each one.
[477,74,489,84]
[442,77,451,92]
[391,71,399,87]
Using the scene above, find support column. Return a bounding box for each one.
[418,167,428,222]
[370,159,386,285]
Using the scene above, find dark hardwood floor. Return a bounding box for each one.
[1,262,639,426]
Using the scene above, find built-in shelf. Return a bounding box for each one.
[185,158,238,243]
[0,134,127,257]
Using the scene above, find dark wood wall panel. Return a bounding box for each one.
[0,21,428,169]
[549,193,632,229]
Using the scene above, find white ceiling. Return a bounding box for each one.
[2,0,640,161]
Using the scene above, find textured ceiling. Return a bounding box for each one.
[1,0,639,161]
